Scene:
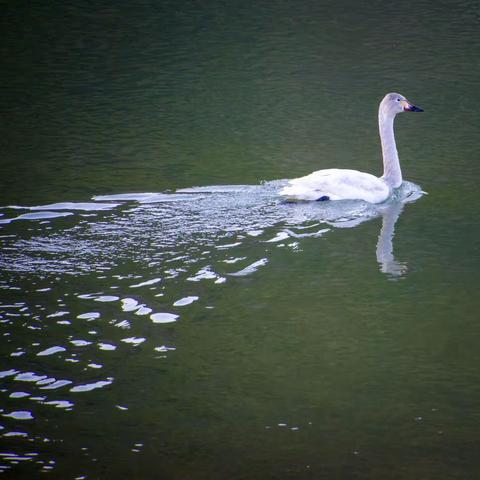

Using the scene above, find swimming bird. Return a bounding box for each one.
[280,93,423,204]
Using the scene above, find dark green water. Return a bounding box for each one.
[1,1,480,478]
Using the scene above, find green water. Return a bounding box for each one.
[1,1,480,478]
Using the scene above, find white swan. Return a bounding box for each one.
[280,93,423,204]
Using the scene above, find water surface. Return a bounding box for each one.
[1,1,480,478]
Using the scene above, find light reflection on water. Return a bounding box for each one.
[1,0,479,475]
[0,180,422,277]
[0,181,423,475]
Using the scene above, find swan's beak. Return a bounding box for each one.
[403,101,423,112]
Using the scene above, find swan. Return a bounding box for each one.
[280,93,423,203]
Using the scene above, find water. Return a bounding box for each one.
[1,1,480,478]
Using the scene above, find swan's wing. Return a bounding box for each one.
[280,169,390,203]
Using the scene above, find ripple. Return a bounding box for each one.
[3,411,34,420]
[9,392,30,399]
[36,346,66,357]
[121,337,146,345]
[229,258,269,277]
[173,296,199,307]
[14,372,47,383]
[0,453,34,461]
[216,242,242,250]
[0,211,73,224]
[43,400,74,409]
[150,313,179,324]
[76,312,100,321]
[223,256,247,264]
[121,298,140,312]
[70,379,113,393]
[265,231,290,243]
[187,266,225,283]
[0,180,426,478]
[47,311,69,318]
[87,363,102,369]
[70,340,92,347]
[135,306,153,316]
[97,343,116,351]
[27,202,120,211]
[154,345,176,352]
[0,181,424,279]
[114,320,130,329]
[94,296,119,302]
[130,278,162,288]
[39,380,72,390]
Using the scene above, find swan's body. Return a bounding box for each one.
[280,93,423,204]
[281,168,390,203]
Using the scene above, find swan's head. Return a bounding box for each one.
[381,92,423,116]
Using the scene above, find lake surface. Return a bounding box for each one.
[1,1,480,478]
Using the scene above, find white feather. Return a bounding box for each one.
[281,168,390,203]
[280,92,422,204]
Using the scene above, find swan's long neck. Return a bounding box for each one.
[379,109,402,188]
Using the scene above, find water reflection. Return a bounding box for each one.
[375,188,424,277]
[376,200,408,277]
[0,181,423,279]
[322,189,424,277]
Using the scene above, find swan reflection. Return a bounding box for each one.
[284,182,424,278]
[325,187,423,277]
[324,199,408,277]
[375,200,407,277]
